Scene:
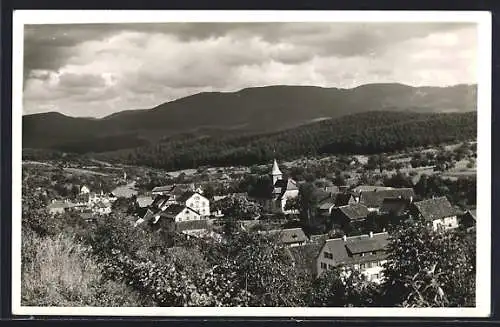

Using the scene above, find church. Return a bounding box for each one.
[266,159,299,214]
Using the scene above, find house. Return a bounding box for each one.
[136,195,154,208]
[262,228,309,247]
[410,197,459,231]
[357,188,415,212]
[160,204,202,222]
[266,159,299,214]
[80,185,90,194]
[151,185,176,196]
[317,193,357,216]
[177,191,211,217]
[47,200,69,215]
[92,201,111,215]
[331,203,370,229]
[380,197,411,216]
[460,209,476,229]
[316,232,390,283]
[151,183,198,198]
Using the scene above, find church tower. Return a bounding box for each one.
[271,159,283,185]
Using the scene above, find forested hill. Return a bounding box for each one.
[94,111,477,171]
[23,83,476,151]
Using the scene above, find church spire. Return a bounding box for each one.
[271,159,283,184]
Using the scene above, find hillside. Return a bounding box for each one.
[94,111,477,171]
[23,83,477,152]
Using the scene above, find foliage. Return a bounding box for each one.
[95,111,477,171]
[381,221,475,307]
[306,268,380,307]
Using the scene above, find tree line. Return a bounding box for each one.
[92,111,476,171]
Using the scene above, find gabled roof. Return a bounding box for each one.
[335,193,355,207]
[321,232,390,266]
[359,188,415,208]
[152,185,176,193]
[334,203,369,221]
[318,199,336,210]
[380,197,411,215]
[176,191,206,204]
[264,228,308,244]
[273,179,298,197]
[161,204,189,216]
[151,195,170,209]
[412,197,459,221]
[352,185,394,194]
[136,195,154,208]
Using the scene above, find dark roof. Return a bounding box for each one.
[335,193,355,206]
[273,179,298,197]
[152,185,176,193]
[334,203,369,221]
[161,204,188,217]
[321,232,390,266]
[151,195,170,209]
[380,197,411,215]
[359,188,415,208]
[412,197,459,221]
[309,234,328,244]
[175,219,210,232]
[286,243,323,274]
[266,228,308,244]
[352,185,394,194]
[345,238,383,254]
[318,199,336,210]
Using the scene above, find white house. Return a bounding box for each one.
[80,185,90,194]
[267,159,299,214]
[177,191,211,217]
[411,197,459,231]
[161,204,202,222]
[316,232,389,284]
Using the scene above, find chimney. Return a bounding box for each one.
[369,231,373,238]
[342,234,347,242]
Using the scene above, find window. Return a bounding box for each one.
[371,251,377,255]
[324,252,333,259]
[373,273,379,280]
[328,264,334,270]
[321,262,327,269]
[360,263,366,269]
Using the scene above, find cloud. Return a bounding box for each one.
[22,22,478,117]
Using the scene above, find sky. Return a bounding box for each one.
[23,22,478,118]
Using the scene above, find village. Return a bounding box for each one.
[28,139,477,285]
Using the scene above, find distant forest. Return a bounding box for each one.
[90,111,476,171]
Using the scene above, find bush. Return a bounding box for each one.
[21,232,149,306]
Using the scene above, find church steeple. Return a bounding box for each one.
[271,159,283,185]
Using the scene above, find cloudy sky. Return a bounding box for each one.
[23,22,477,118]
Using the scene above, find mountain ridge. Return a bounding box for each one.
[23,83,477,152]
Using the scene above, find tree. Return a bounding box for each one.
[214,195,262,220]
[306,268,380,307]
[298,182,318,226]
[381,221,475,307]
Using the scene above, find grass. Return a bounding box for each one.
[22,231,149,307]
